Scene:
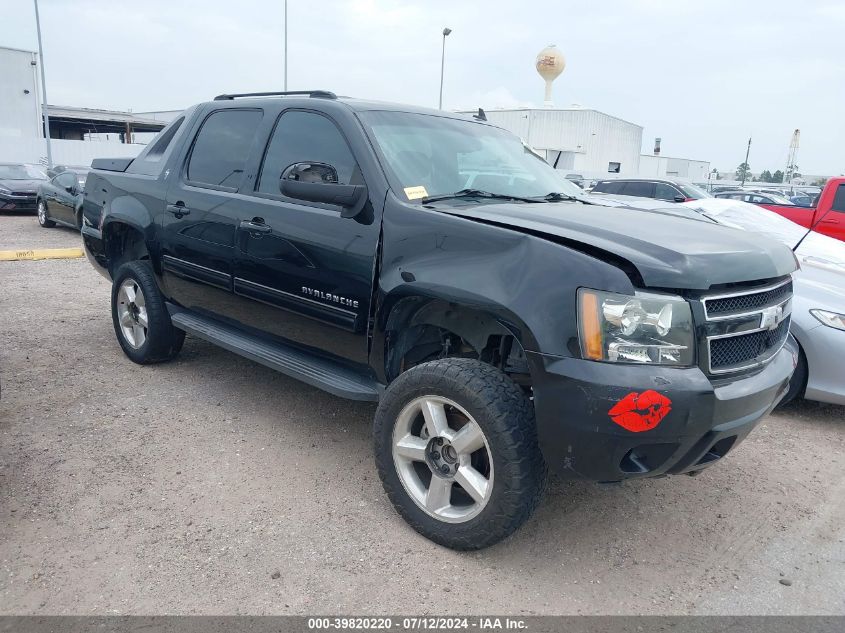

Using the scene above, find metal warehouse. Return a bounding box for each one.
[468,107,643,179]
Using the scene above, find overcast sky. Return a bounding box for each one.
[4,0,844,175]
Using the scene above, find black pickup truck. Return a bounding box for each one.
[81,91,798,550]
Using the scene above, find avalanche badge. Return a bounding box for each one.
[608,390,672,432]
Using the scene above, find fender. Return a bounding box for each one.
[370,197,637,382]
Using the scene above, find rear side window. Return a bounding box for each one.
[257,110,361,195]
[621,181,654,198]
[831,184,845,212]
[187,109,263,189]
[593,181,624,194]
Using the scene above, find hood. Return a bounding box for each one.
[438,201,797,290]
[0,178,43,193]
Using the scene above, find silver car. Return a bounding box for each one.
[681,199,845,406]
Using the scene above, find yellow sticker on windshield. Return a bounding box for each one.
[404,185,429,200]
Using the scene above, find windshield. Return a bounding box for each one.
[0,164,47,180]
[679,182,712,199]
[360,111,584,201]
[766,193,795,205]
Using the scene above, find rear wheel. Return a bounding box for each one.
[374,358,546,550]
[37,200,55,228]
[111,261,184,364]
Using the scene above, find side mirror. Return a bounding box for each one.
[65,186,76,194]
[673,194,687,203]
[280,162,367,219]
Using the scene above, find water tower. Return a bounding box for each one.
[535,45,566,107]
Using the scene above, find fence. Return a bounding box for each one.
[0,137,143,168]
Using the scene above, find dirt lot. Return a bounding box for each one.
[0,213,843,615]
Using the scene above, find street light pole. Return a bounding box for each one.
[740,136,751,187]
[33,0,52,168]
[284,0,288,90]
[438,27,452,110]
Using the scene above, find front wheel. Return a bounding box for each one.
[111,261,185,364]
[374,358,546,550]
[37,200,55,228]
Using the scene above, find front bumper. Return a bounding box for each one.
[0,193,37,212]
[528,339,797,481]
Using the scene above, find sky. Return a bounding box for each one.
[4,0,844,176]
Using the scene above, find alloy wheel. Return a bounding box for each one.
[116,278,148,349]
[391,396,494,523]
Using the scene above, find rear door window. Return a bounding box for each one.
[621,181,655,198]
[186,109,263,190]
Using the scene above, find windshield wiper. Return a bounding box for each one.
[542,191,595,204]
[421,188,543,204]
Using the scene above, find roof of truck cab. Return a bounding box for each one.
[204,95,489,123]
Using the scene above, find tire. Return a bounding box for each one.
[111,260,185,364]
[374,358,546,550]
[75,209,83,230]
[37,200,55,228]
[779,347,807,407]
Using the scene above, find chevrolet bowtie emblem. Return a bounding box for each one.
[760,304,785,331]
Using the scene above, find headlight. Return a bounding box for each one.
[810,309,845,331]
[578,288,694,365]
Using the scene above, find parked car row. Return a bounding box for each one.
[0,161,89,229]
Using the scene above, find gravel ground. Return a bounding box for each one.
[1,213,843,615]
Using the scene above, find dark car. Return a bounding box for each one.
[715,190,795,206]
[591,178,712,202]
[80,91,797,550]
[46,164,89,179]
[0,163,48,214]
[37,168,89,229]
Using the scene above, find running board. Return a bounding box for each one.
[169,309,381,401]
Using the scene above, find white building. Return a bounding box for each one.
[470,107,643,179]
[639,154,711,183]
[465,106,711,183]
[0,45,164,167]
[0,46,42,142]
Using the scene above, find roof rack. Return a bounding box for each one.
[213,90,337,101]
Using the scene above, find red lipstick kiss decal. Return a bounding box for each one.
[608,390,672,432]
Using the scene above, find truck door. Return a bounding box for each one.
[231,109,381,366]
[158,107,264,317]
[816,183,845,242]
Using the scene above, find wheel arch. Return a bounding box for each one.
[375,293,536,385]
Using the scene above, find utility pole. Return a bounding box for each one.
[284,0,288,90]
[33,0,52,168]
[740,137,751,187]
[439,28,452,109]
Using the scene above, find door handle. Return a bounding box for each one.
[239,220,272,234]
[820,218,839,224]
[166,203,190,216]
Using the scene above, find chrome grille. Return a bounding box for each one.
[705,280,792,317]
[709,318,790,370]
[702,278,793,374]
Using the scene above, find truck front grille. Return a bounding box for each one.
[700,278,793,375]
[709,318,790,371]
[705,280,792,317]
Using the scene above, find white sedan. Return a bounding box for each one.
[681,198,845,406]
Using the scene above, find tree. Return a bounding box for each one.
[772,169,784,183]
[759,169,773,183]
[735,162,752,181]
[812,178,828,187]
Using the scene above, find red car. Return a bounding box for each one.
[756,177,845,243]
